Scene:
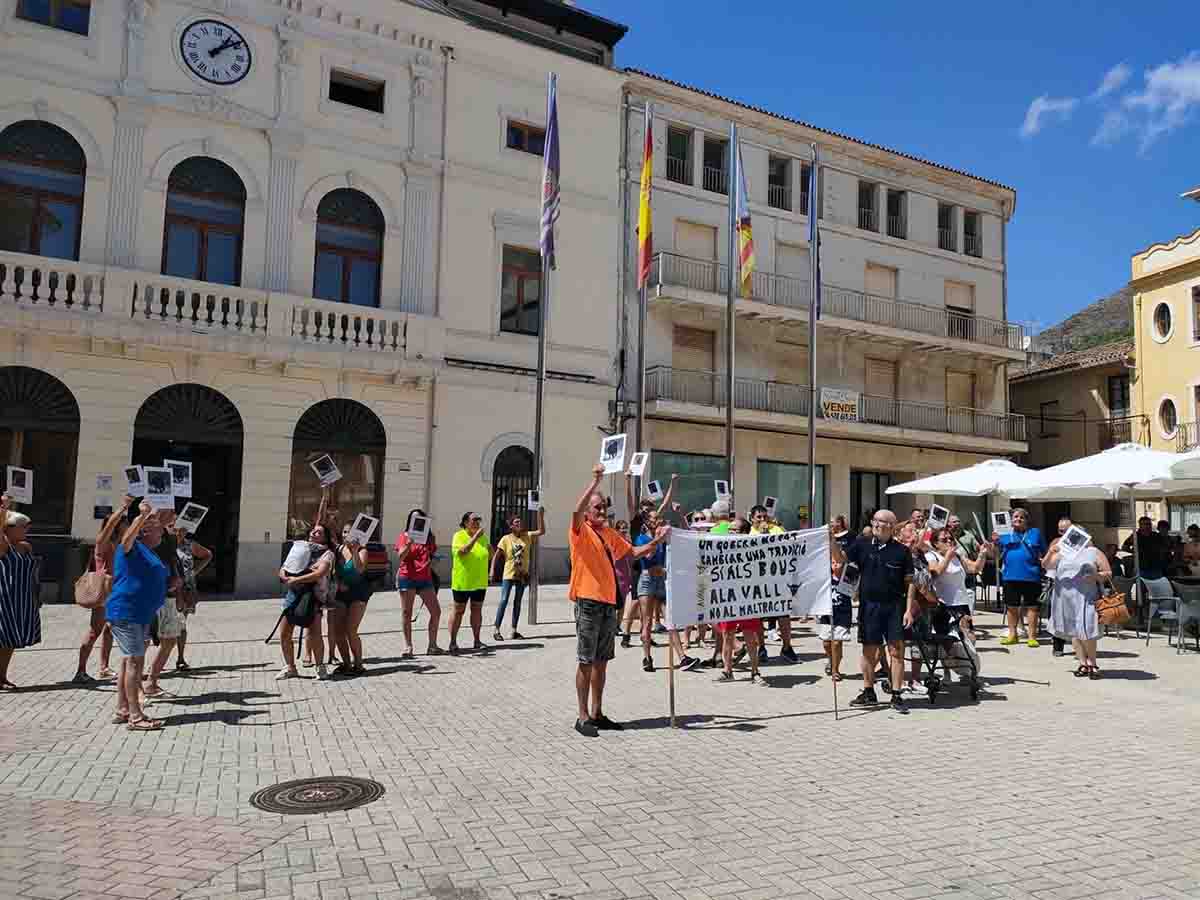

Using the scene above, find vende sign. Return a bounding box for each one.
[821,388,860,422]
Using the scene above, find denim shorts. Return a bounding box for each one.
[636,572,667,600]
[109,620,149,658]
[574,598,618,664]
[396,578,434,592]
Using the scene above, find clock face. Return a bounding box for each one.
[179,19,252,86]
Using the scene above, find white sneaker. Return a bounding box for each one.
[275,667,298,681]
[316,664,330,680]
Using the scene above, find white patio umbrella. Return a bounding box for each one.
[1168,449,1200,481]
[886,458,1040,498]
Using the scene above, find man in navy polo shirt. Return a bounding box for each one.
[831,509,919,710]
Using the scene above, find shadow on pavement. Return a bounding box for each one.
[151,689,282,706]
[1089,668,1158,680]
[160,708,273,726]
[760,674,821,689]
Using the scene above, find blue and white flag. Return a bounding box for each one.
[808,145,821,320]
[540,72,561,270]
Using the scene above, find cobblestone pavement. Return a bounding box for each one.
[2,588,1199,900]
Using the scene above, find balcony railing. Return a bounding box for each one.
[666,155,691,186]
[702,165,727,195]
[1098,415,1150,450]
[768,183,791,211]
[649,251,1025,351]
[938,227,956,252]
[1177,421,1200,453]
[887,214,907,239]
[798,192,810,215]
[965,233,982,257]
[645,366,1027,443]
[858,207,878,231]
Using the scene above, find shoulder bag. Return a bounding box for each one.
[73,553,111,610]
[1096,577,1132,627]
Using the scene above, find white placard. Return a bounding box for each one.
[163,459,193,498]
[991,511,1012,536]
[628,451,649,477]
[666,526,831,628]
[143,466,175,511]
[763,496,778,516]
[407,514,432,545]
[714,480,731,502]
[834,561,861,599]
[310,453,342,487]
[124,465,146,497]
[527,489,541,511]
[96,474,113,492]
[348,513,379,546]
[599,434,627,475]
[94,497,114,520]
[176,502,209,534]
[282,540,315,575]
[647,480,664,501]
[1059,524,1092,557]
[927,503,950,531]
[5,466,32,504]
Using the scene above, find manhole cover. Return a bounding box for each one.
[249,776,385,814]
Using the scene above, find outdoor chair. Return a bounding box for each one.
[1173,583,1200,654]
[1139,577,1181,645]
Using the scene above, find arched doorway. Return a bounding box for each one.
[490,446,534,546]
[0,366,80,533]
[288,399,386,541]
[133,384,243,592]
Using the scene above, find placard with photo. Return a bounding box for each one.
[763,496,778,516]
[1059,524,1092,557]
[348,513,379,546]
[627,451,649,477]
[927,503,950,531]
[94,497,113,520]
[599,434,627,475]
[407,513,432,544]
[647,480,664,501]
[527,489,541,511]
[176,502,209,534]
[309,453,342,487]
[124,465,147,497]
[5,466,32,504]
[163,459,193,498]
[96,474,114,492]
[835,562,861,599]
[714,480,731,502]
[991,510,1013,535]
[143,466,175,511]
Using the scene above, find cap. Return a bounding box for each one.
[711,499,731,518]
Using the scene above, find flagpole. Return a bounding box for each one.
[724,121,737,509]
[531,257,550,625]
[635,101,651,504]
[807,144,819,529]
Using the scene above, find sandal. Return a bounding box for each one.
[1088,667,1102,680]
[127,717,163,732]
[831,672,843,682]
[111,713,130,724]
[493,630,504,642]
[0,681,17,691]
[175,660,190,671]
[1073,665,1090,677]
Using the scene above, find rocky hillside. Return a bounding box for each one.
[1033,286,1135,354]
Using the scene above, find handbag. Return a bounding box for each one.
[1096,580,1132,627]
[73,570,111,610]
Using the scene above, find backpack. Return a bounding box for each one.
[284,585,318,627]
[364,542,391,588]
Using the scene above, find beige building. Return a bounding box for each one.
[620,72,1026,532]
[1009,339,1139,543]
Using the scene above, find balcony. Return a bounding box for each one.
[858,207,878,231]
[0,249,440,372]
[666,155,691,186]
[768,183,791,211]
[938,228,956,252]
[644,366,1027,450]
[887,214,907,240]
[1098,415,1151,450]
[1177,421,1200,453]
[648,251,1025,355]
[702,165,728,195]
[965,233,982,257]
[798,191,810,215]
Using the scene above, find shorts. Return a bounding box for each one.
[717,619,763,635]
[396,578,434,592]
[109,620,150,657]
[818,620,852,642]
[1004,580,1043,608]
[858,599,904,645]
[636,572,667,600]
[452,589,486,605]
[156,598,185,640]
[574,597,618,664]
[335,584,372,607]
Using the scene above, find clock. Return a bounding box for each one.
[179,19,252,86]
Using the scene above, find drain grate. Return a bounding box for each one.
[249,776,385,815]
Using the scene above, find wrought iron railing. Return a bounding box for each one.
[649,251,1025,350]
[858,207,878,231]
[965,232,983,257]
[768,183,791,211]
[702,165,728,195]
[1177,421,1200,452]
[1097,416,1151,450]
[938,227,956,251]
[644,366,1027,442]
[887,214,907,239]
[666,155,691,186]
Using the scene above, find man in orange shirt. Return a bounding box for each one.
[570,463,670,737]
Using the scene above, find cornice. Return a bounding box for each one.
[448,159,613,216]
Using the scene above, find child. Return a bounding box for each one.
[821,559,852,680]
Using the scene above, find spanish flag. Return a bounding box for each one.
[637,103,653,290]
[735,144,755,298]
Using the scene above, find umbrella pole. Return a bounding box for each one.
[1130,487,1147,644]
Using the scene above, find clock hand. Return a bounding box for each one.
[208,37,243,57]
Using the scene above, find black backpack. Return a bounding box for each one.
[284,585,318,627]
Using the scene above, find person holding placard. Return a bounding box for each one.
[330,521,372,676]
[0,494,41,691]
[926,527,992,645]
[991,508,1046,648]
[491,509,545,642]
[750,505,798,663]
[1041,516,1074,656]
[715,516,768,686]
[73,495,132,684]
[276,519,337,681]
[144,509,184,699]
[395,509,443,657]
[171,519,211,672]
[450,512,491,653]
[1044,531,1111,679]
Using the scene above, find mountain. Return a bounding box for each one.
[1032,285,1135,355]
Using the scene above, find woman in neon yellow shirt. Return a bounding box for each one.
[450,511,491,653]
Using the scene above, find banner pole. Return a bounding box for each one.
[668,633,676,727]
[832,658,839,721]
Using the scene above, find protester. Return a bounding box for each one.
[276,522,336,680]
[831,515,853,555]
[449,512,490,653]
[1184,525,1200,575]
[105,503,169,730]
[73,496,131,683]
[1045,532,1112,679]
[395,510,443,656]
[633,509,696,672]
[490,509,545,641]
[1122,517,1170,580]
[144,509,184,697]
[831,509,919,710]
[330,523,370,676]
[615,519,639,648]
[1041,516,1073,657]
[568,463,668,737]
[822,542,851,682]
[926,527,991,642]
[0,496,40,691]
[992,508,1046,647]
[716,516,766,685]
[750,505,798,662]
[171,521,211,671]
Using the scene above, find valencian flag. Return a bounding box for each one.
[808,145,821,319]
[540,73,561,270]
[734,143,755,298]
[636,103,653,289]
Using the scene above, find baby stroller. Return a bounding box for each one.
[907,604,982,703]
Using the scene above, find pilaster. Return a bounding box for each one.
[104,98,151,268]
[400,171,434,314]
[263,129,304,292]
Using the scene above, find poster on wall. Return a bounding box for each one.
[820,388,860,422]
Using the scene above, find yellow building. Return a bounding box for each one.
[1131,217,1200,529]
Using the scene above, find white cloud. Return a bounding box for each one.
[1092,62,1132,99]
[1091,109,1130,146]
[1121,52,1200,151]
[1019,95,1079,138]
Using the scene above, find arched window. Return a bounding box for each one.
[490,446,534,546]
[313,189,384,307]
[0,121,86,261]
[162,156,246,286]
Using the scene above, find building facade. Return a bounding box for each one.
[621,72,1026,532]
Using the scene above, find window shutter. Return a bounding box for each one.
[865,263,897,298]
[675,221,718,260]
[865,358,896,398]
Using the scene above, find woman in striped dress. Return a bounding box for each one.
[0,494,41,690]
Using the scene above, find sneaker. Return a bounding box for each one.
[620,635,631,649]
[999,635,1019,646]
[275,667,298,681]
[574,718,599,737]
[473,641,490,651]
[493,630,504,642]
[588,714,623,731]
[175,660,190,671]
[72,671,96,685]
[642,657,655,673]
[849,688,878,707]
[654,624,667,634]
[316,664,330,680]
[448,643,459,655]
[683,655,703,672]
[767,628,780,643]
[751,672,768,687]
[879,679,893,695]
[779,646,798,663]
[715,671,735,683]
[891,693,908,712]
[512,631,525,640]
[1026,638,1040,648]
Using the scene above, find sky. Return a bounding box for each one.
[583,0,1200,334]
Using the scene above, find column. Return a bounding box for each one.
[104,98,150,268]
[263,129,304,292]
[400,172,434,314]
